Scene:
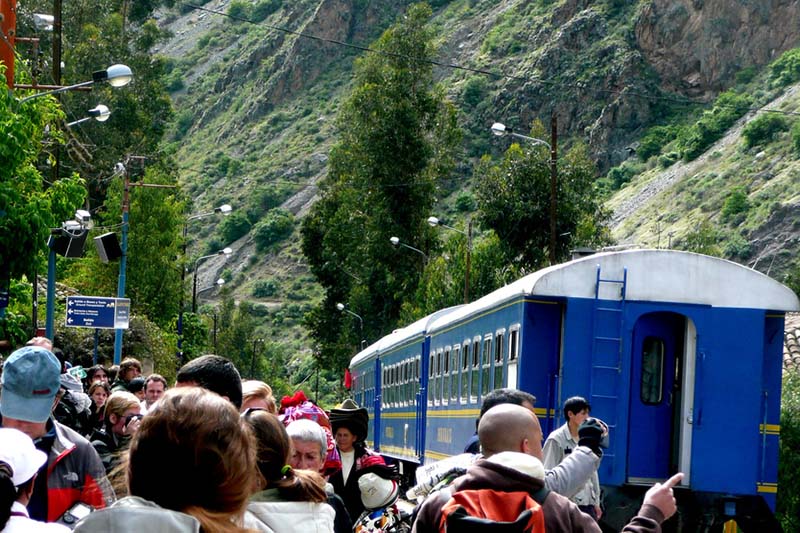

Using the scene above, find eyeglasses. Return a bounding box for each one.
[125,414,143,424]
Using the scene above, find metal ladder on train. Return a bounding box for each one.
[589,265,627,477]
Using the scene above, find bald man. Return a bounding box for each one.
[412,404,681,533]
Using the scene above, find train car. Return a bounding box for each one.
[349,249,799,529]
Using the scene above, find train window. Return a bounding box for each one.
[471,338,481,403]
[641,336,665,405]
[451,346,460,402]
[482,335,492,398]
[507,326,520,388]
[382,368,387,408]
[461,342,469,403]
[442,347,450,406]
[428,355,434,406]
[390,365,395,407]
[494,331,505,391]
[401,361,407,406]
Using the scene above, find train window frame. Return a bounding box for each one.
[428,354,435,406]
[507,325,521,388]
[451,345,460,402]
[382,367,387,409]
[471,336,481,404]
[494,328,506,392]
[461,341,470,404]
[415,355,421,404]
[391,364,396,408]
[641,336,665,405]
[481,334,493,398]
[402,361,408,407]
[435,349,443,406]
[442,346,451,406]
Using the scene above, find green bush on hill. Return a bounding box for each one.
[720,186,750,223]
[769,48,800,88]
[676,91,752,161]
[742,113,789,148]
[778,370,800,532]
[218,212,252,244]
[253,209,294,251]
[791,121,800,154]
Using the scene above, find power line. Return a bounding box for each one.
[186,4,800,117]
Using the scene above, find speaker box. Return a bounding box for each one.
[94,232,122,263]
[48,230,88,258]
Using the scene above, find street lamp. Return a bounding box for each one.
[19,64,133,102]
[192,248,232,313]
[177,204,233,360]
[428,216,472,304]
[389,236,428,263]
[66,104,110,127]
[336,303,366,350]
[491,117,559,265]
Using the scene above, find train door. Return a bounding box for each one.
[627,312,689,482]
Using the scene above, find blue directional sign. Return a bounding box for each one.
[66,296,131,329]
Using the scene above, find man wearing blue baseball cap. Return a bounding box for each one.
[0,344,114,523]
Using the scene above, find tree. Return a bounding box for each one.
[475,121,610,271]
[0,91,86,283]
[301,3,460,370]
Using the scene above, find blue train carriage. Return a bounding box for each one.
[419,249,798,530]
[349,307,462,484]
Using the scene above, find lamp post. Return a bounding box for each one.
[45,210,92,339]
[389,236,428,265]
[177,204,232,360]
[336,303,365,350]
[192,248,232,313]
[17,64,133,100]
[66,104,110,127]
[492,116,559,264]
[428,216,472,304]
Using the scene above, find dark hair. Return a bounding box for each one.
[563,396,591,419]
[85,364,108,382]
[144,374,168,390]
[0,462,35,529]
[479,388,537,418]
[176,355,243,409]
[119,357,142,375]
[127,387,254,533]
[243,410,327,503]
[127,377,146,394]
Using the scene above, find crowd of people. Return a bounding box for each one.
[0,338,683,532]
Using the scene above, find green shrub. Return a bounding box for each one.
[252,0,280,21]
[742,114,789,148]
[769,47,800,88]
[228,0,250,21]
[455,192,476,212]
[245,184,294,223]
[720,187,750,222]
[252,280,279,297]
[676,91,752,160]
[637,125,678,160]
[777,371,800,532]
[253,209,294,251]
[461,76,488,108]
[658,151,679,168]
[218,212,252,244]
[791,121,800,154]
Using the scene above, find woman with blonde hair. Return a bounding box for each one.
[241,380,277,413]
[242,409,334,532]
[89,391,141,474]
[74,387,257,533]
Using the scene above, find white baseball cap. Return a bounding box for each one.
[0,427,48,485]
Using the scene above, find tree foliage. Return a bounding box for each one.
[475,122,610,271]
[301,3,460,370]
[0,92,86,281]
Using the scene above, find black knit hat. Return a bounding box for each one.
[329,398,369,442]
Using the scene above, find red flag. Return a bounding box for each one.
[343,368,352,390]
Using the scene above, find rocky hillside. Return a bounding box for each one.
[154,0,800,338]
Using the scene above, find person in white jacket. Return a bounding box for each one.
[243,409,336,533]
[0,428,69,533]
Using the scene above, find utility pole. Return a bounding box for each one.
[464,219,472,304]
[549,114,558,265]
[0,0,17,88]
[113,157,177,364]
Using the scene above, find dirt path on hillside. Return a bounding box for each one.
[610,84,800,229]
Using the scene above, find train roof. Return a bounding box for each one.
[349,305,463,368]
[428,249,800,333]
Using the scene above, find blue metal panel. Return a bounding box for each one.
[690,308,764,495]
[373,357,382,451]
[758,314,784,510]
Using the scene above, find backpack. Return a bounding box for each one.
[438,486,549,533]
